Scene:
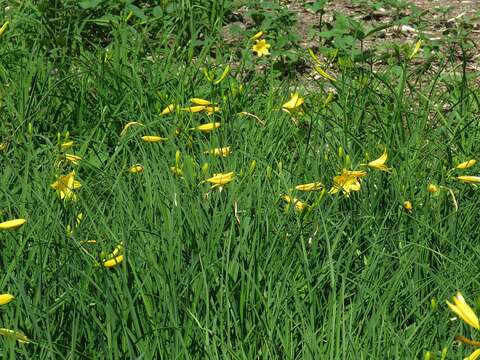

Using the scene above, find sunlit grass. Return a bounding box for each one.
[1,1,480,358]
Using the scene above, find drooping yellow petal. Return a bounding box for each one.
[282,92,304,111]
[103,255,124,268]
[466,349,480,360]
[190,98,211,106]
[367,149,389,171]
[456,176,480,184]
[0,294,14,305]
[141,135,168,143]
[128,164,144,173]
[409,39,423,59]
[0,219,27,231]
[250,31,264,40]
[120,121,143,136]
[61,140,74,150]
[295,182,324,191]
[192,122,221,133]
[314,65,336,82]
[282,195,308,212]
[160,104,175,115]
[204,147,231,157]
[0,328,29,343]
[182,105,206,113]
[206,172,235,187]
[0,21,8,38]
[447,292,480,329]
[65,154,82,164]
[456,159,476,169]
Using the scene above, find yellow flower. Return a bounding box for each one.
[367,149,389,171]
[65,154,82,164]
[252,39,271,57]
[141,135,168,143]
[466,349,480,360]
[447,292,480,329]
[295,182,324,191]
[206,172,235,188]
[427,184,439,194]
[103,255,124,268]
[190,98,211,106]
[204,106,221,115]
[120,121,143,136]
[170,166,183,176]
[0,294,14,305]
[250,31,264,40]
[409,39,423,59]
[282,92,304,113]
[282,195,308,212]
[0,328,29,343]
[403,200,413,212]
[191,122,221,133]
[128,164,144,173]
[204,147,231,157]
[160,103,175,115]
[51,171,81,201]
[308,49,336,81]
[456,176,480,184]
[0,219,26,231]
[0,21,8,38]
[314,65,336,82]
[329,169,367,196]
[61,140,74,150]
[182,105,207,113]
[456,159,476,169]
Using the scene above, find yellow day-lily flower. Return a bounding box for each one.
[367,149,390,171]
[427,184,439,194]
[103,255,124,268]
[170,166,183,176]
[329,169,367,196]
[0,294,14,305]
[456,176,480,184]
[456,159,476,169]
[120,121,143,136]
[282,195,308,212]
[141,135,168,143]
[250,31,264,40]
[65,154,82,164]
[204,147,231,157]
[204,106,221,115]
[466,349,480,360]
[160,103,175,115]
[0,219,26,231]
[0,21,8,37]
[128,164,144,173]
[61,140,74,150]
[295,182,324,191]
[192,122,221,133]
[207,172,235,188]
[403,200,413,212]
[252,39,271,57]
[447,292,480,329]
[282,92,304,112]
[190,98,211,106]
[0,328,29,343]
[51,171,81,201]
[182,105,207,113]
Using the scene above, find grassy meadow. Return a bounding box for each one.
[1,0,480,358]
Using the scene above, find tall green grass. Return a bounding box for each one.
[1,1,480,358]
